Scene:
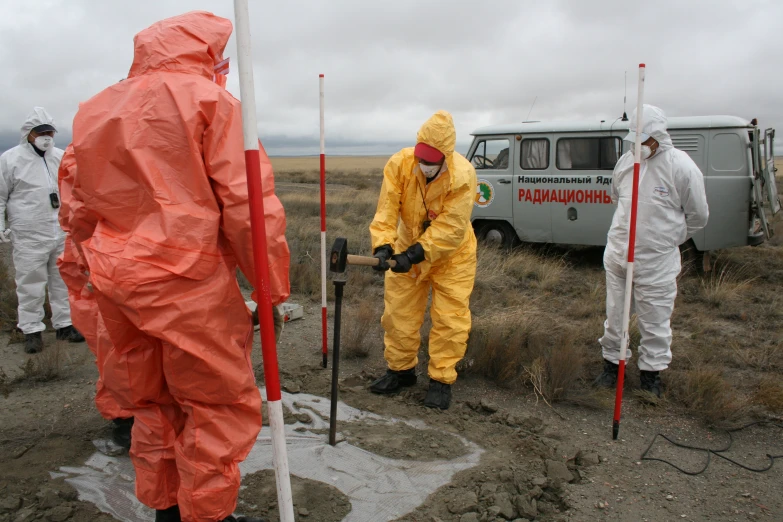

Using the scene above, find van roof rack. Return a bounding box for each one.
[472,115,753,136]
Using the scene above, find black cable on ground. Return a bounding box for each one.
[640,421,783,475]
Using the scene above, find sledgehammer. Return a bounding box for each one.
[327,237,393,446]
[330,237,397,272]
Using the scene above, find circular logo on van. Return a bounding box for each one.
[475,179,494,208]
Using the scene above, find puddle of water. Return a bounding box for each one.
[56,388,483,521]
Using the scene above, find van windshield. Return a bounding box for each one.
[471,138,510,170]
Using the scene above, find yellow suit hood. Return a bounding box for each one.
[416,110,457,162]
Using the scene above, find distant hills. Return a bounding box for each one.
[1,130,472,157]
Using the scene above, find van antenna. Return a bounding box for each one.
[621,71,629,121]
[525,96,538,122]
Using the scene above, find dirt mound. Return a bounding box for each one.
[0,434,121,522]
[238,470,351,522]
[393,454,577,521]
[336,420,470,461]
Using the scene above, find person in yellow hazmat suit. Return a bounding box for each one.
[369,110,477,410]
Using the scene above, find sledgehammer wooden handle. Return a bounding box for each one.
[346,254,397,268]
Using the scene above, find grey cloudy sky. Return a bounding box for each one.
[1,0,780,155]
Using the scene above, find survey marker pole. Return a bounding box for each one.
[320,74,328,368]
[233,1,295,519]
[613,63,646,441]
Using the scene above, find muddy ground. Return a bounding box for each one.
[1,292,782,521]
[238,470,352,522]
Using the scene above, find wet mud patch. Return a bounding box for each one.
[238,469,352,522]
[394,458,574,522]
[335,419,470,461]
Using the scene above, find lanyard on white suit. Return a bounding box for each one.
[40,155,56,194]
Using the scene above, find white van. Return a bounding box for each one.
[468,117,779,255]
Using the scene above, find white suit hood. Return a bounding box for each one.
[625,104,673,154]
[19,107,57,144]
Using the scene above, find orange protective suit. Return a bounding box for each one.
[68,11,290,522]
[57,145,130,421]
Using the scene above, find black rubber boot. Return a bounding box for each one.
[112,417,134,450]
[24,332,43,354]
[56,325,85,343]
[155,505,181,522]
[222,516,269,522]
[423,379,452,410]
[640,370,662,398]
[593,359,619,388]
[369,368,417,394]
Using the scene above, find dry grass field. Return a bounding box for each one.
[271,155,389,173]
[272,155,783,425]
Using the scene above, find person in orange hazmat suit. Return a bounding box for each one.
[68,11,290,522]
[57,145,134,448]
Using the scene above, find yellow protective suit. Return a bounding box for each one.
[370,111,477,385]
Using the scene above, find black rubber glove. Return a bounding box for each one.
[390,243,425,274]
[405,243,425,264]
[372,244,393,272]
[390,252,412,273]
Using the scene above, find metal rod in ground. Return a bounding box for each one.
[613,63,646,440]
[329,279,345,446]
[319,73,328,369]
[233,0,294,519]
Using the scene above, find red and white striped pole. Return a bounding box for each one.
[319,74,328,369]
[232,1,294,519]
[613,63,646,440]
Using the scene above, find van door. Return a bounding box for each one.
[469,136,514,221]
[513,135,554,242]
[763,128,780,214]
[550,135,620,245]
[750,127,774,239]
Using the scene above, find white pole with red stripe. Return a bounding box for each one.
[613,63,646,440]
[233,1,295,519]
[320,74,328,368]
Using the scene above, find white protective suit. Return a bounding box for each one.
[0,108,71,334]
[600,105,709,371]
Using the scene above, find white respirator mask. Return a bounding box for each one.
[33,136,54,151]
[419,162,441,178]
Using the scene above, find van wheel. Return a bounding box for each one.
[476,221,517,249]
[680,239,707,275]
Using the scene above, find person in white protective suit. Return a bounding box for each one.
[594,104,709,397]
[0,108,84,353]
